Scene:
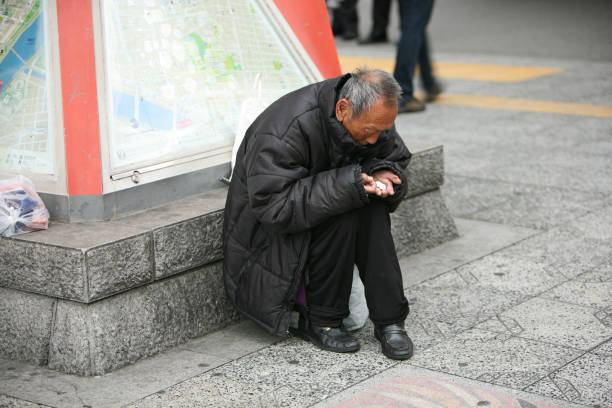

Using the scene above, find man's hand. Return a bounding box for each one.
[372,169,402,197]
[362,173,382,196]
[363,170,401,197]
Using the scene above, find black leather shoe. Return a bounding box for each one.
[375,323,414,360]
[341,29,358,41]
[292,315,360,353]
[358,34,388,45]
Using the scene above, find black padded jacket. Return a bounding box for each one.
[222,74,412,337]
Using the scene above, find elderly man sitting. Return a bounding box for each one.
[223,69,414,360]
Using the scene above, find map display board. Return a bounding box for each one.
[102,0,313,172]
[0,0,54,175]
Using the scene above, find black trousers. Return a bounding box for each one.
[394,0,435,97]
[369,0,404,39]
[305,200,409,327]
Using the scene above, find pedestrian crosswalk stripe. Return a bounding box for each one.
[422,93,612,118]
[338,57,563,82]
[338,56,611,118]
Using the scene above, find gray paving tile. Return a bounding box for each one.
[481,150,612,195]
[0,394,44,408]
[176,320,278,360]
[525,352,612,408]
[476,297,612,351]
[407,328,581,389]
[442,176,609,230]
[407,270,525,333]
[399,218,538,288]
[404,313,458,352]
[541,264,612,310]
[454,253,567,300]
[498,226,612,280]
[0,346,229,408]
[562,205,612,241]
[467,189,609,231]
[128,335,398,408]
[592,339,612,357]
[442,175,522,218]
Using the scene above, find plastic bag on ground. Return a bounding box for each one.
[0,175,49,237]
[291,266,369,331]
[343,266,369,331]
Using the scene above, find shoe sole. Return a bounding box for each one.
[290,327,360,353]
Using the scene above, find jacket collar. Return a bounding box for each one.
[319,74,365,161]
[318,74,393,166]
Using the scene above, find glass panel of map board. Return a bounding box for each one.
[0,0,55,175]
[102,0,312,172]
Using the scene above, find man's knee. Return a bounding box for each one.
[328,208,361,229]
[311,208,359,240]
[361,200,391,222]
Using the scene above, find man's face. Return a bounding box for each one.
[335,97,397,145]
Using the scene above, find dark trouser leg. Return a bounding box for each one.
[306,209,358,327]
[355,200,409,325]
[394,0,434,100]
[418,33,435,91]
[306,200,409,327]
[371,0,392,39]
[418,0,436,91]
[338,0,358,38]
[332,8,344,36]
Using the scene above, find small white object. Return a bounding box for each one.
[375,180,387,191]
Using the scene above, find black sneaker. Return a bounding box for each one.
[374,323,414,360]
[291,315,360,353]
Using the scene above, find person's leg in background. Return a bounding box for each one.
[360,0,391,44]
[332,0,359,40]
[416,2,443,102]
[394,0,434,113]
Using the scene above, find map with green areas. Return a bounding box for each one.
[103,0,312,171]
[0,0,54,175]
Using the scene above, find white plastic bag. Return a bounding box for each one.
[0,175,49,237]
[343,266,369,331]
[230,73,270,180]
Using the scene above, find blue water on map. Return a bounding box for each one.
[0,15,43,90]
[113,90,174,131]
[113,91,136,118]
[0,51,21,89]
[139,100,173,130]
[23,68,45,80]
[12,15,41,62]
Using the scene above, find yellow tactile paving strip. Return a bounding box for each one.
[421,93,612,118]
[338,56,612,118]
[339,57,563,82]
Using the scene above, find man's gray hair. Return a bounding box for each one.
[338,68,402,117]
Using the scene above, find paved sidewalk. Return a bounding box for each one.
[2,17,612,408]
